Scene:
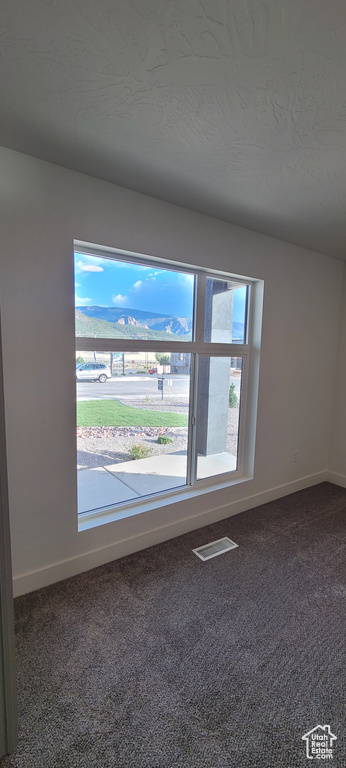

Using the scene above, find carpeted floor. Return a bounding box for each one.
[1,482,345,768]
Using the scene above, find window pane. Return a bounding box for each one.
[76,351,191,513]
[196,357,243,480]
[74,253,195,341]
[204,278,248,344]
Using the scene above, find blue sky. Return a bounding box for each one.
[74,253,194,317]
[74,253,246,322]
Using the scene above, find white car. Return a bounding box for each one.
[76,362,111,383]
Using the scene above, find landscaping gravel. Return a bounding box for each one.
[77,398,240,470]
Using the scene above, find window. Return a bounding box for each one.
[74,244,261,520]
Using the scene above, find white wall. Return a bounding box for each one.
[0,146,343,596]
[329,268,346,484]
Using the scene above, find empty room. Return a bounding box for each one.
[0,2,345,767]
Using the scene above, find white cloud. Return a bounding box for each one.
[75,282,81,287]
[112,294,128,306]
[76,260,104,272]
[75,295,92,305]
[133,280,143,289]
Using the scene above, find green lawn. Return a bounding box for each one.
[77,399,188,427]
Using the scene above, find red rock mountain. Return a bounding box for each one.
[117,314,149,328]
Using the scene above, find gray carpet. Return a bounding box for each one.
[1,482,345,768]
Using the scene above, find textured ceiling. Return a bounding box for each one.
[1,0,346,259]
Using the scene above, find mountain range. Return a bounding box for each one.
[76,306,244,341]
[75,308,190,341]
[76,306,193,339]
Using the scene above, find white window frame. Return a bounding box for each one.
[74,241,263,530]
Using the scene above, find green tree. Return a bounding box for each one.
[229,383,238,408]
[76,356,84,364]
[155,353,170,369]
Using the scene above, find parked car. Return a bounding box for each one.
[76,362,111,383]
[148,367,158,374]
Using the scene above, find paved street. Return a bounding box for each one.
[77,374,241,400]
[77,375,189,400]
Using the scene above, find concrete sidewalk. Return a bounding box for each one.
[77,451,237,514]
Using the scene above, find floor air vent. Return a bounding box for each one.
[193,537,238,561]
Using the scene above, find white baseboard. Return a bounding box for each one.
[325,471,346,488]
[13,471,328,597]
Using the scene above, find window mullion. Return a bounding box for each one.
[76,337,249,356]
[193,343,249,356]
[191,353,200,486]
[76,338,195,353]
[186,353,198,486]
[235,353,248,476]
[194,273,206,345]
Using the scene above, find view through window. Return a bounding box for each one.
[75,249,251,516]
